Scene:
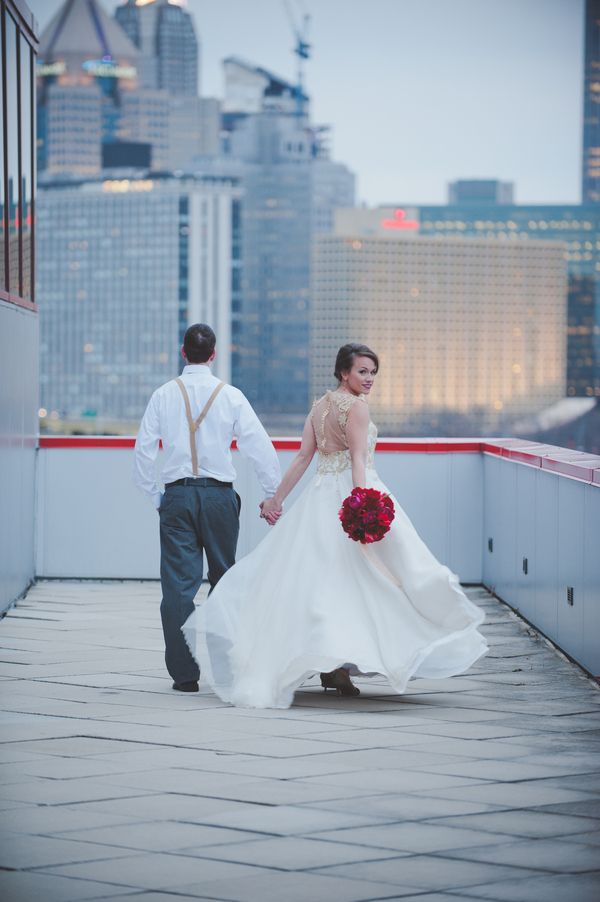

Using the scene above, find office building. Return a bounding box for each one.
[117,89,169,169]
[115,0,199,97]
[448,180,514,205]
[37,0,218,176]
[37,0,139,175]
[221,59,355,422]
[313,212,567,435]
[167,95,221,167]
[352,202,600,399]
[114,1,219,167]
[582,0,600,203]
[112,85,219,172]
[37,173,241,428]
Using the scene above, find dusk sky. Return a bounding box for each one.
[29,0,583,207]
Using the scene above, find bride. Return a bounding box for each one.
[182,343,488,708]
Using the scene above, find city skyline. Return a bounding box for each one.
[29,0,583,207]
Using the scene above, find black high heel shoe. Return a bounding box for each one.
[320,668,360,696]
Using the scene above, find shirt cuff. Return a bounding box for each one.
[152,491,163,510]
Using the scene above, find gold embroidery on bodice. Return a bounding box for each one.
[313,390,377,476]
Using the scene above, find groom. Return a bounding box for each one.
[133,323,281,692]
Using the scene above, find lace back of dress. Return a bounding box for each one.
[312,391,358,453]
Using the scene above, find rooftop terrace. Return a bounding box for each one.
[1,580,600,901]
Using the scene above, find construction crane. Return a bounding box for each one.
[283,0,311,116]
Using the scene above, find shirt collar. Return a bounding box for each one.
[182,364,212,376]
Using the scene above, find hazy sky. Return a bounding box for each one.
[29,0,583,206]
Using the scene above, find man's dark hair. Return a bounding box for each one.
[183,324,216,364]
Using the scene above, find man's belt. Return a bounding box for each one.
[165,477,233,488]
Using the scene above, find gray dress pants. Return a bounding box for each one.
[159,482,240,684]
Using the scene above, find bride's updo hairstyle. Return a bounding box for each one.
[334,343,379,383]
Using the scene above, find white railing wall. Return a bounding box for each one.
[483,454,600,677]
[0,301,38,613]
[34,444,483,583]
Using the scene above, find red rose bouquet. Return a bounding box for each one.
[339,487,395,544]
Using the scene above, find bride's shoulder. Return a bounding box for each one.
[329,389,367,410]
[310,392,329,412]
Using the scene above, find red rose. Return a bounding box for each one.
[339,488,395,544]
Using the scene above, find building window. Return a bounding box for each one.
[1,2,37,306]
[20,34,33,301]
[5,11,19,293]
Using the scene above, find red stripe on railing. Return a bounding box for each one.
[38,436,484,452]
[37,435,600,485]
[375,440,482,453]
[39,436,136,448]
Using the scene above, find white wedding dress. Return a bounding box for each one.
[182,390,488,709]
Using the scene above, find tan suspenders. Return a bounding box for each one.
[175,378,225,477]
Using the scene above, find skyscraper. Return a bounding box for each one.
[37,0,218,176]
[37,0,139,175]
[583,0,600,203]
[220,58,355,424]
[115,0,199,97]
[38,173,241,427]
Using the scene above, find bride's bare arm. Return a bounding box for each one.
[269,414,317,510]
[346,399,370,488]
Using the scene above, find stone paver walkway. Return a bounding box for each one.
[1,581,600,902]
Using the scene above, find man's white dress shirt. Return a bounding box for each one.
[134,364,281,509]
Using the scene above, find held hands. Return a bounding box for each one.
[260,497,282,526]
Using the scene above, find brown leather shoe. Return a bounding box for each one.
[172,681,199,692]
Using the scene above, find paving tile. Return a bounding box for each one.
[2,736,164,758]
[0,779,158,807]
[0,805,147,835]
[302,770,487,794]
[398,738,550,760]
[182,735,362,757]
[309,822,516,854]
[413,759,583,782]
[0,871,132,902]
[0,833,134,869]
[382,722,535,741]
[176,870,411,902]
[55,820,260,852]
[561,830,600,846]
[69,792,259,822]
[530,773,600,794]
[411,781,592,809]
[189,803,395,835]
[534,798,600,819]
[86,895,202,902]
[459,871,600,901]
[186,835,401,869]
[441,836,600,871]
[90,768,254,795]
[391,895,490,902]
[427,809,600,837]
[39,852,273,890]
[298,793,504,820]
[310,855,544,890]
[3,755,144,782]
